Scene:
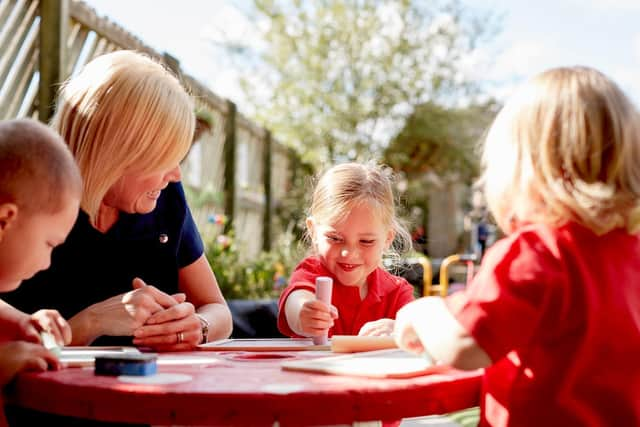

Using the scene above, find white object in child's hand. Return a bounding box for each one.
[313,276,333,345]
[40,331,61,356]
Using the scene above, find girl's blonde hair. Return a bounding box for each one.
[482,66,640,235]
[307,162,412,259]
[51,50,195,223]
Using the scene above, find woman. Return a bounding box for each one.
[1,50,232,350]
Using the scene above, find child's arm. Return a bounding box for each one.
[284,289,337,337]
[0,301,70,346]
[0,341,60,387]
[394,297,491,370]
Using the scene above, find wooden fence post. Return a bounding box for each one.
[262,129,272,251]
[162,52,181,75]
[38,0,69,123]
[223,100,237,233]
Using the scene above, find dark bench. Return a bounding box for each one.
[228,299,285,338]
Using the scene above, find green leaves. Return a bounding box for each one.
[226,0,497,163]
[384,100,499,183]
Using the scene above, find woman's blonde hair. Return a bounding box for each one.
[307,162,412,260]
[51,50,195,223]
[482,66,640,235]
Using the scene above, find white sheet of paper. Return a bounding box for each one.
[281,348,441,378]
[59,347,141,367]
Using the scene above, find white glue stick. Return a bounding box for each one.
[313,276,333,345]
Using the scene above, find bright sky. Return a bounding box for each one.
[84,0,640,111]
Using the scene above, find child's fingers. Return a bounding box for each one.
[30,310,71,345]
[50,320,72,346]
[43,351,61,370]
[300,300,336,335]
[395,325,424,354]
[58,317,73,345]
[47,315,72,346]
[25,346,60,371]
[360,326,386,337]
[22,322,42,343]
[300,312,334,335]
[358,319,394,337]
[329,305,339,319]
[24,357,49,372]
[302,301,334,319]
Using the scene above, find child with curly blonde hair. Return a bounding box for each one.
[395,66,640,426]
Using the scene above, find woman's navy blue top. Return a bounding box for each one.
[0,182,204,345]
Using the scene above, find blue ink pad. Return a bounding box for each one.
[94,353,158,376]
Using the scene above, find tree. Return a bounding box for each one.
[384,100,499,183]
[383,99,499,256]
[218,0,498,164]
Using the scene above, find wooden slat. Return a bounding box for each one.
[0,0,34,84]
[89,35,108,60]
[65,25,89,76]
[78,31,99,66]
[0,0,28,54]
[65,21,82,75]
[0,15,38,119]
[0,0,15,30]
[6,47,37,118]
[16,67,38,118]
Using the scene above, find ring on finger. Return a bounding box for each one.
[177,331,184,343]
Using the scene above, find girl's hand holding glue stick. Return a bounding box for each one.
[313,276,333,345]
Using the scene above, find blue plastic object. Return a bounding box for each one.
[94,353,157,376]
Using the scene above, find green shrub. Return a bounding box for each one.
[205,226,304,300]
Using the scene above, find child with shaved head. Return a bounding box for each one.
[0,118,81,402]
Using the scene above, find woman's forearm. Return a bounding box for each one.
[197,302,232,341]
[68,307,100,345]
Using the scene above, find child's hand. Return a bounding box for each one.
[298,300,338,337]
[0,303,37,344]
[0,304,70,346]
[358,318,395,337]
[0,341,60,388]
[30,309,72,346]
[394,322,425,354]
[394,304,427,355]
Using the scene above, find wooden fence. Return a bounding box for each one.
[0,0,295,258]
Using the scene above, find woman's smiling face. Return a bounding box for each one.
[308,202,393,289]
[102,165,182,214]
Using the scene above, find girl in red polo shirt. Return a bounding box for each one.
[394,66,640,426]
[278,162,415,339]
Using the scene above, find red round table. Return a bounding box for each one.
[9,351,482,426]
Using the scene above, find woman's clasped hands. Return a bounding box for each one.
[88,277,203,350]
